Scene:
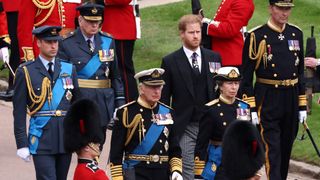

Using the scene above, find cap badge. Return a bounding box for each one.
[151,70,160,78]
[228,69,239,78]
[51,29,57,35]
[92,7,98,14]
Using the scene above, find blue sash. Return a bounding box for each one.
[77,36,112,79]
[123,104,169,168]
[239,100,249,109]
[28,62,72,154]
[202,145,222,180]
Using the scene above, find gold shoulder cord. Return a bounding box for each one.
[32,0,57,27]
[249,33,267,70]
[23,66,52,116]
[122,107,144,146]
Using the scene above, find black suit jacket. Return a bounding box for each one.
[161,47,221,136]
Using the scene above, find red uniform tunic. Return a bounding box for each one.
[208,0,254,66]
[74,159,109,180]
[2,0,20,12]
[0,0,10,46]
[101,0,138,40]
[17,0,81,61]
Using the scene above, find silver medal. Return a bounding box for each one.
[163,127,169,138]
[295,56,299,66]
[164,140,169,152]
[66,90,73,101]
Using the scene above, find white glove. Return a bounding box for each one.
[0,47,10,64]
[17,147,31,162]
[299,110,307,123]
[251,112,259,125]
[171,171,183,180]
[202,17,212,24]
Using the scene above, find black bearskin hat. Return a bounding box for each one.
[64,99,103,153]
[222,120,265,179]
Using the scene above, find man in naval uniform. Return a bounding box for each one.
[13,25,80,180]
[241,0,306,179]
[58,2,125,146]
[109,68,183,180]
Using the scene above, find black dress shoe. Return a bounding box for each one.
[0,89,14,101]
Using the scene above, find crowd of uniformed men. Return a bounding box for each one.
[0,0,318,180]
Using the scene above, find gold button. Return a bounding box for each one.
[140,108,143,112]
[223,122,227,126]
[160,150,163,154]
[147,161,150,164]
[217,104,221,107]
[264,35,267,39]
[95,76,98,79]
[267,44,270,47]
[275,84,278,88]
[141,118,144,122]
[292,33,295,36]
[272,64,275,67]
[159,139,162,143]
[273,74,277,77]
[78,61,81,64]
[293,73,296,76]
[220,112,224,116]
[294,53,297,56]
[55,110,62,116]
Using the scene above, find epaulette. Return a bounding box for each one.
[205,98,219,106]
[288,23,302,31]
[63,31,75,40]
[118,100,136,110]
[248,25,264,33]
[100,31,113,38]
[19,61,34,68]
[86,162,99,173]
[158,101,173,110]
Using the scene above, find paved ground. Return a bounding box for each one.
[0,0,319,179]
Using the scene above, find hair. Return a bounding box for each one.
[178,14,202,32]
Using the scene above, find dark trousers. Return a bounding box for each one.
[135,167,169,180]
[115,40,138,102]
[258,86,299,180]
[33,153,72,180]
[6,12,20,90]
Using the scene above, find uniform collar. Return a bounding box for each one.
[78,158,96,164]
[82,32,95,43]
[267,18,286,33]
[39,55,55,70]
[219,95,235,104]
[137,97,157,109]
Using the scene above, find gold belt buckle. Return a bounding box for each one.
[55,110,62,116]
[283,79,292,86]
[150,155,160,162]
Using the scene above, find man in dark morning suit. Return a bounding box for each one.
[161,14,221,180]
[57,2,126,146]
[13,26,80,180]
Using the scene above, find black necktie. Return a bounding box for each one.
[48,62,54,78]
[87,39,94,53]
[191,52,200,75]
